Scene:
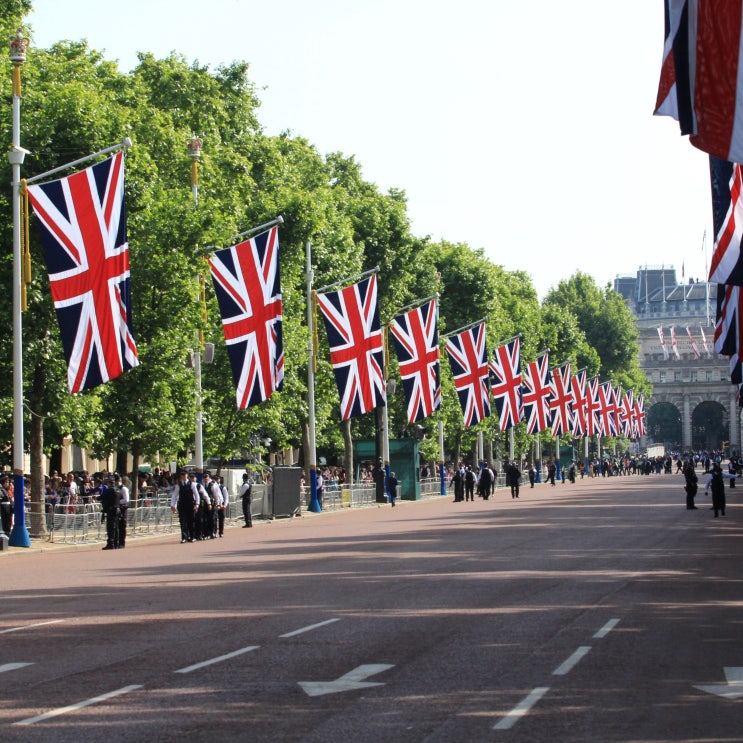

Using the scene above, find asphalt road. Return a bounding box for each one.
[1,472,741,742]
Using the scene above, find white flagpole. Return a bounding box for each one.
[8,30,30,547]
[306,241,320,512]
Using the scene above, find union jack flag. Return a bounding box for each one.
[317,274,385,421]
[26,152,138,393]
[389,299,441,424]
[522,353,552,434]
[548,364,572,436]
[610,384,623,438]
[596,382,617,437]
[488,338,523,431]
[709,157,743,286]
[208,225,283,409]
[445,322,490,428]
[714,284,743,383]
[570,368,588,436]
[584,376,601,437]
[635,395,647,438]
[621,389,635,439]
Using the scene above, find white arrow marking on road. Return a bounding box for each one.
[0,663,32,673]
[299,664,394,697]
[695,667,743,699]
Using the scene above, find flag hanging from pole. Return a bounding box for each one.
[622,389,635,439]
[488,337,523,431]
[522,353,552,434]
[655,1,743,163]
[445,321,490,428]
[585,376,601,437]
[569,368,588,436]
[709,156,743,285]
[685,326,701,358]
[597,382,617,438]
[658,326,670,360]
[700,324,712,356]
[208,225,283,409]
[670,326,680,359]
[389,299,441,424]
[26,151,139,393]
[548,363,572,437]
[317,274,386,421]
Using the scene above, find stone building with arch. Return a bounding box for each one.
[614,266,741,454]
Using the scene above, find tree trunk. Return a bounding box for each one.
[342,419,353,486]
[130,438,140,500]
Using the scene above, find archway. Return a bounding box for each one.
[647,402,681,450]
[691,401,727,451]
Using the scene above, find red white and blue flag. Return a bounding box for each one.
[655,1,743,164]
[488,337,523,431]
[317,274,385,421]
[685,327,701,359]
[569,368,588,436]
[208,225,283,409]
[584,376,601,437]
[389,299,441,424]
[621,389,635,439]
[548,363,572,437]
[709,157,743,285]
[522,353,552,434]
[445,322,490,428]
[610,384,624,438]
[26,152,139,393]
[597,382,617,438]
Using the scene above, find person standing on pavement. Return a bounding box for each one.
[171,470,199,542]
[115,474,130,548]
[704,463,732,517]
[683,461,698,510]
[240,472,252,528]
[528,464,536,489]
[98,475,119,550]
[0,474,12,537]
[218,476,229,537]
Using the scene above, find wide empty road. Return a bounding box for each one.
[0,473,741,742]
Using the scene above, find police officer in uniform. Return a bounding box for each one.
[98,475,119,550]
[171,470,199,542]
[239,473,252,527]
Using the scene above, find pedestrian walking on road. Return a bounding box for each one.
[388,471,398,507]
[506,461,521,499]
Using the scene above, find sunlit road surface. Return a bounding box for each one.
[1,472,741,742]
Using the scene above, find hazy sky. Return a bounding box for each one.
[26,0,712,298]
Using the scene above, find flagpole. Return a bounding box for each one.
[390,293,439,320]
[8,29,30,547]
[315,265,380,294]
[232,215,284,243]
[442,316,488,339]
[24,137,132,185]
[188,136,205,480]
[438,418,446,495]
[306,241,321,512]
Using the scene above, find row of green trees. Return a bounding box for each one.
[0,2,650,515]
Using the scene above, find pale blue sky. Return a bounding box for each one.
[26,0,711,298]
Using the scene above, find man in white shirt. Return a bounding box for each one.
[115,473,130,548]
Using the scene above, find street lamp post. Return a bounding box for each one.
[8,29,30,547]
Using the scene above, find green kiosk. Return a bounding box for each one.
[353,439,421,501]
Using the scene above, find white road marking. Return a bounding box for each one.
[14,685,143,726]
[0,619,64,635]
[593,618,620,639]
[175,645,259,674]
[695,667,743,699]
[552,646,592,676]
[493,687,550,730]
[280,617,340,638]
[299,663,394,697]
[0,663,32,673]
